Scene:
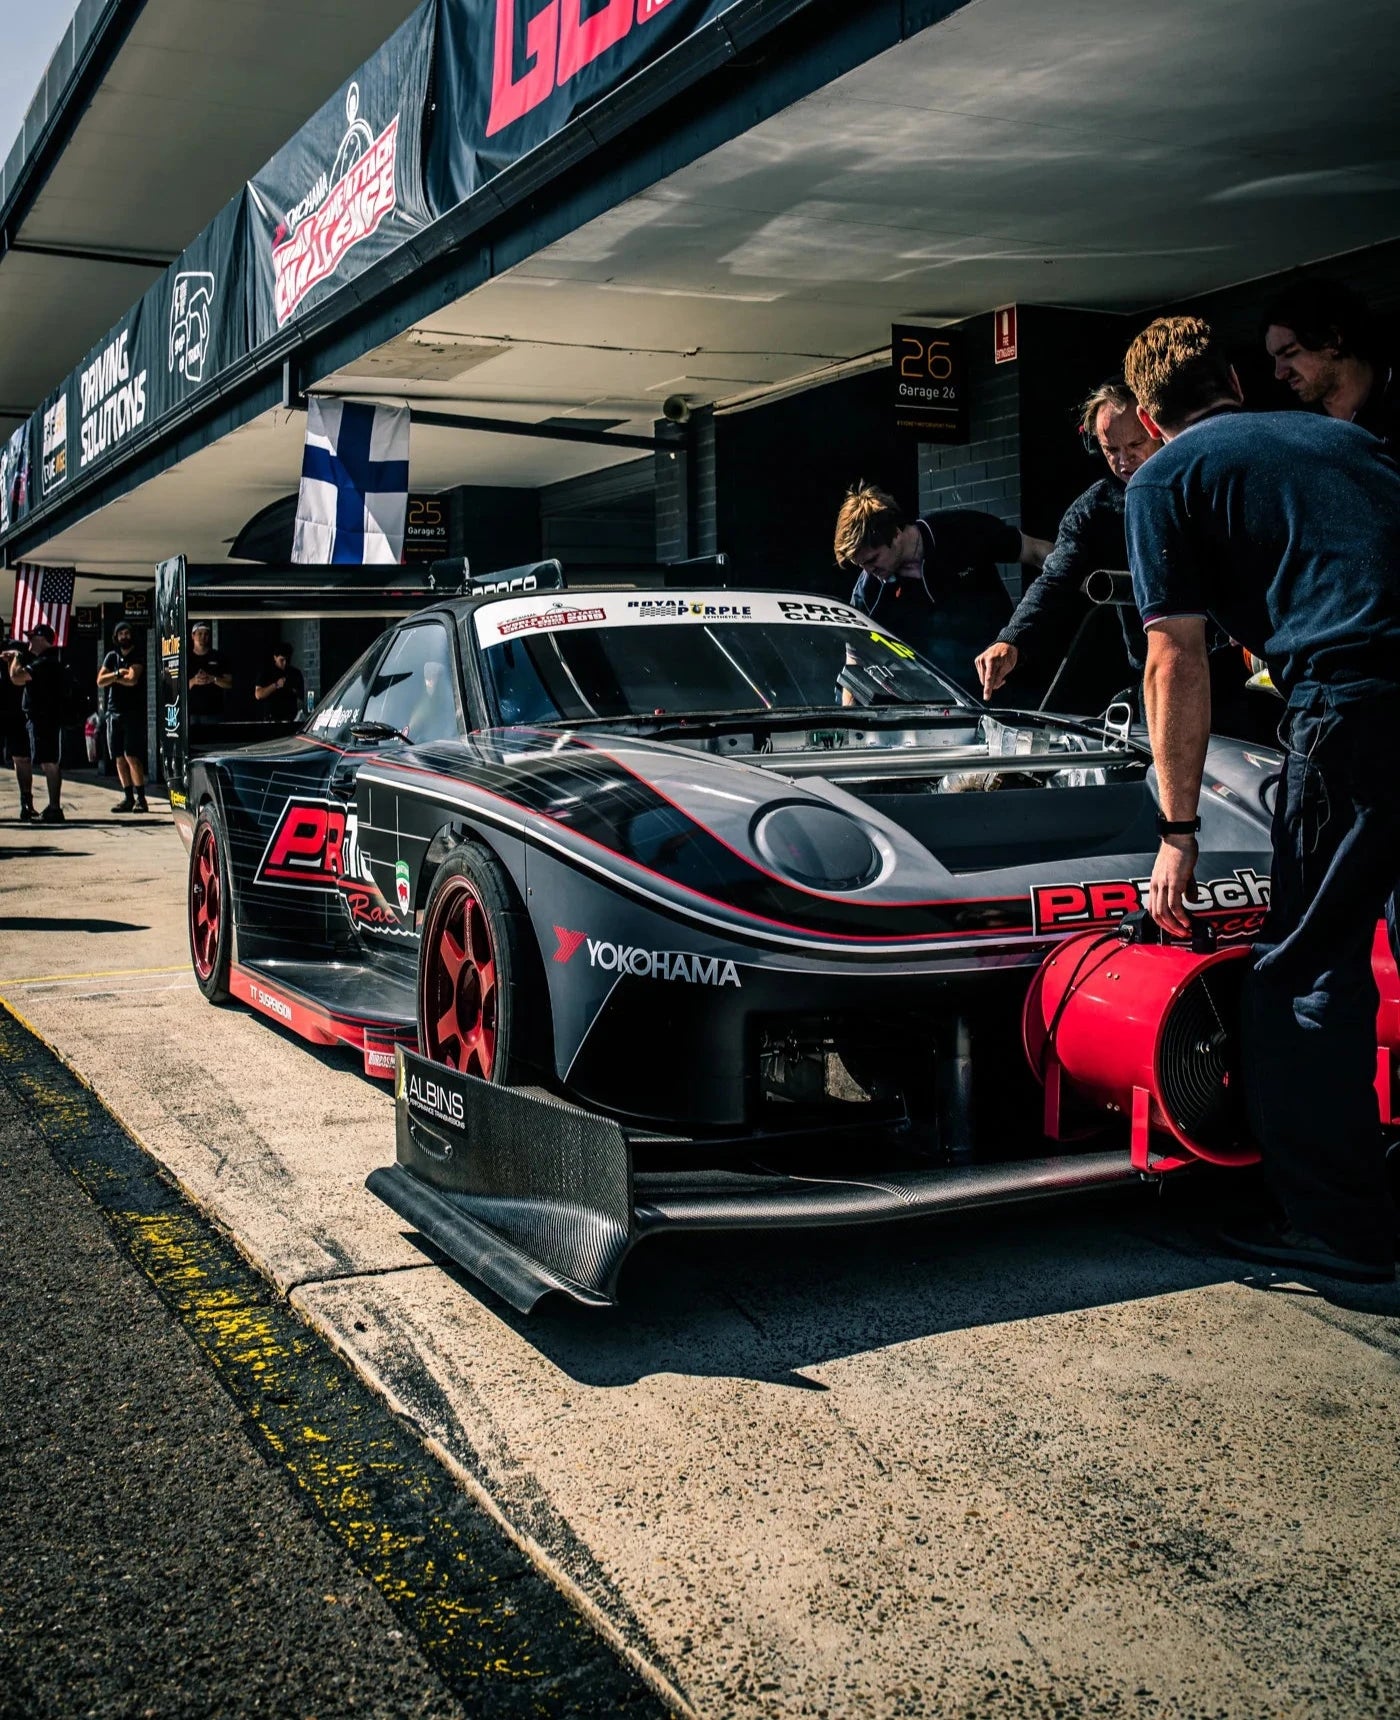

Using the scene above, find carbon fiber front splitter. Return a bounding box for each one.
[367,1052,1140,1312]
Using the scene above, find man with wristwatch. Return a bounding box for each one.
[1123,314,1400,1284]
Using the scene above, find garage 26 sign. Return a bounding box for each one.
[891,324,968,444]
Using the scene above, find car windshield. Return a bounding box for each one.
[470,592,969,725]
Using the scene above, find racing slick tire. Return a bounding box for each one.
[188,804,232,1005]
[416,843,548,1085]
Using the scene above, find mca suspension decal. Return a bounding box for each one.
[1030,869,1271,939]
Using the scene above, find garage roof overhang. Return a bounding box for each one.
[7,0,1400,585]
[0,0,426,436]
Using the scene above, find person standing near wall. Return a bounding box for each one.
[96,623,148,814]
[1,636,34,820]
[253,642,305,724]
[833,484,1052,695]
[1123,313,1400,1283]
[6,623,66,822]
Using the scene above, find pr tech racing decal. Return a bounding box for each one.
[254,798,412,932]
[1030,868,1271,940]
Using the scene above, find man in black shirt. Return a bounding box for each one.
[6,623,66,822]
[1263,278,1397,448]
[834,484,1051,696]
[254,642,305,725]
[96,623,148,814]
[977,380,1157,704]
[188,623,232,727]
[1124,313,1400,1283]
[0,637,34,820]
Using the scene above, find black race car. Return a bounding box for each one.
[177,563,1280,1306]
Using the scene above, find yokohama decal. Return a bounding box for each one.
[1030,869,1271,940]
[552,924,740,987]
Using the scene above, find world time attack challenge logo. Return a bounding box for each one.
[270,82,399,327]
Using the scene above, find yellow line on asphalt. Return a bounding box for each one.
[0,964,190,988]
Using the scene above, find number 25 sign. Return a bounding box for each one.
[890,324,968,443]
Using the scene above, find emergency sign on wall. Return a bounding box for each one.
[891,324,968,443]
[994,306,1018,364]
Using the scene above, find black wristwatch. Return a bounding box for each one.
[1156,814,1201,837]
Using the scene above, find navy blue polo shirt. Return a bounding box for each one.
[849,509,1019,693]
[1126,410,1400,706]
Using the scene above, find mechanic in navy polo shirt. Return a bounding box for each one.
[1124,313,1400,1284]
[834,483,1051,697]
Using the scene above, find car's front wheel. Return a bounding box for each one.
[416,844,545,1084]
[189,805,232,1004]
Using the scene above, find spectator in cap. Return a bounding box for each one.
[96,622,148,814]
[6,624,66,822]
[254,641,305,725]
[188,623,232,726]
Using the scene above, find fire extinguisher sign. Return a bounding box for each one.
[994,305,1018,364]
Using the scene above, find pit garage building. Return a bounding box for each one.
[2,0,1398,731]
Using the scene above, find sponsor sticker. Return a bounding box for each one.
[41,396,68,493]
[552,924,741,988]
[475,590,879,647]
[249,981,293,1021]
[405,1069,464,1134]
[255,799,347,889]
[1029,868,1271,941]
[395,859,411,913]
[496,604,606,638]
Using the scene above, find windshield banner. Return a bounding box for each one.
[248,1,436,338]
[427,0,737,207]
[474,590,869,645]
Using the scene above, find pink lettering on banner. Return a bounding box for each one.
[487,0,677,139]
[272,118,401,327]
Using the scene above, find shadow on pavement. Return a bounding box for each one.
[0,915,149,933]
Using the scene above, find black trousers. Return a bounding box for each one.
[1241,687,1400,1261]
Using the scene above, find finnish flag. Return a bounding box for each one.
[293,397,409,564]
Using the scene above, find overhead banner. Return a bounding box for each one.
[0,421,32,535]
[247,1,436,338]
[428,0,736,206]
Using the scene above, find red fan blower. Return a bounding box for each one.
[1023,914,1260,1174]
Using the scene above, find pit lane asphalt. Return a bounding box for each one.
[3,775,1400,1719]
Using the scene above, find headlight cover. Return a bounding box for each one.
[752,802,881,891]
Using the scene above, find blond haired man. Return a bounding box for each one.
[835,485,1050,696]
[1124,313,1400,1282]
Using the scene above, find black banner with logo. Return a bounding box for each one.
[247,1,436,341]
[428,0,734,208]
[1,0,754,538]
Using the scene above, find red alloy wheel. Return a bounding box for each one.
[421,878,498,1079]
[190,821,223,981]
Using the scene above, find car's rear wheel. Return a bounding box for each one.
[189,805,232,1004]
[417,844,545,1083]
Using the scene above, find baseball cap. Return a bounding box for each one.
[28,623,55,642]
[192,621,212,635]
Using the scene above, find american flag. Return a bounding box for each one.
[10,565,74,645]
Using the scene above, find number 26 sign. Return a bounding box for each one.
[890,324,968,443]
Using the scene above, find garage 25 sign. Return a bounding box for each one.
[891,324,968,444]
